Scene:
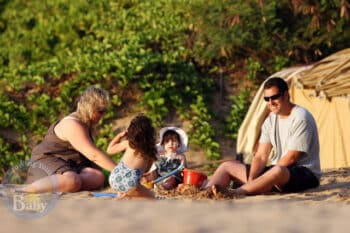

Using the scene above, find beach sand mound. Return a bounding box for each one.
[59,167,350,204]
[2,168,350,233]
[155,184,239,200]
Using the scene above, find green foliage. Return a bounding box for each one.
[271,56,290,73]
[0,0,216,178]
[246,58,263,83]
[0,137,31,178]
[1,0,350,179]
[226,88,251,141]
[0,94,30,131]
[188,0,350,73]
[188,96,220,160]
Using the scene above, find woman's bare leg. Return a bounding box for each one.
[23,171,82,193]
[79,167,105,191]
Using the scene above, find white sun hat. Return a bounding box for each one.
[156,126,188,154]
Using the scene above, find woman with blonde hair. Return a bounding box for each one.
[26,86,116,193]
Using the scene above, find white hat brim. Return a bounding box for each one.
[156,126,188,154]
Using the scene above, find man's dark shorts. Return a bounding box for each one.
[245,164,320,193]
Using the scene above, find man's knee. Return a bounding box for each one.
[269,166,290,184]
[221,160,242,170]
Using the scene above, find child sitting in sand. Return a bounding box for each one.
[107,114,158,199]
[145,127,188,190]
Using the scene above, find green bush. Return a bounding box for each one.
[1,0,350,179]
[226,88,251,141]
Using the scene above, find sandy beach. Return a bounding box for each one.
[1,167,350,233]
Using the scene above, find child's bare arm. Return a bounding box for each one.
[107,130,128,154]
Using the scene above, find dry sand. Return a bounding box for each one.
[1,167,350,233]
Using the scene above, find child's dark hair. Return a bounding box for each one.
[161,130,181,145]
[127,114,157,161]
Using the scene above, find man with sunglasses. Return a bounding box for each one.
[205,77,321,195]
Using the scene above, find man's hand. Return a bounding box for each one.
[248,142,272,181]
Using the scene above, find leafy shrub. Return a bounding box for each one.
[1,0,350,179]
[226,88,251,141]
[188,96,220,160]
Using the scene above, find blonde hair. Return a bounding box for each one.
[76,86,109,128]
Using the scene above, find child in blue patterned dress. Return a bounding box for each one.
[107,114,157,199]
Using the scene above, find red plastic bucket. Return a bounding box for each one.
[182,169,207,187]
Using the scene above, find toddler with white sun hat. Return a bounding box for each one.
[156,126,188,155]
[151,126,188,190]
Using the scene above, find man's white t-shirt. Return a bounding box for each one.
[259,105,321,179]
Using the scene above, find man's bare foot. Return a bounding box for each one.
[211,185,241,198]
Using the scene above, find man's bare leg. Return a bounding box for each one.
[234,165,290,195]
[204,160,248,189]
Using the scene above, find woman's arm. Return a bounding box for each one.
[55,119,116,171]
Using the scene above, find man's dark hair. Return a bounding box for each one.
[263,77,289,93]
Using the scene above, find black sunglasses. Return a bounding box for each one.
[263,92,283,102]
